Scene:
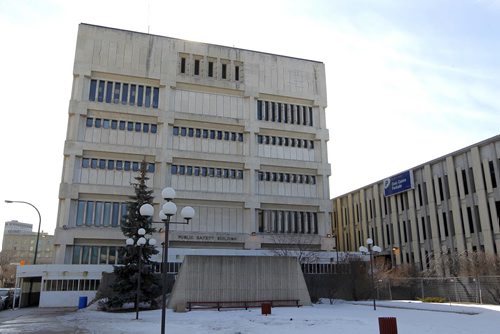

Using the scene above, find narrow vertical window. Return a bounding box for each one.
[76,201,85,226]
[95,202,103,226]
[284,104,288,123]
[97,80,105,102]
[113,82,120,103]
[121,83,129,104]
[180,57,186,74]
[235,65,240,81]
[137,85,144,107]
[112,203,120,227]
[151,124,157,134]
[129,84,136,105]
[208,62,214,77]
[194,59,200,75]
[489,161,497,188]
[152,87,159,108]
[103,202,111,226]
[72,246,82,264]
[296,105,301,124]
[119,121,125,130]
[105,82,113,103]
[308,107,313,126]
[257,100,263,120]
[86,118,93,127]
[89,79,97,101]
[85,201,94,226]
[145,86,151,108]
[302,106,307,125]
[221,63,227,79]
[111,120,117,129]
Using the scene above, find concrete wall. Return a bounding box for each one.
[168,255,311,308]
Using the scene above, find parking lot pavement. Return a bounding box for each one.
[0,307,88,334]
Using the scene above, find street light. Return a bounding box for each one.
[359,238,381,310]
[5,200,42,265]
[139,187,194,334]
[126,228,156,320]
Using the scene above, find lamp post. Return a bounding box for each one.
[139,187,194,334]
[5,200,42,265]
[126,228,156,320]
[359,238,381,310]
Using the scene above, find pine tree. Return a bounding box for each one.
[107,160,161,309]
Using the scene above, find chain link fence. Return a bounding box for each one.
[376,276,500,304]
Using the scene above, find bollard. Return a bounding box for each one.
[378,317,397,334]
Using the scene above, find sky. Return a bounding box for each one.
[0,0,499,249]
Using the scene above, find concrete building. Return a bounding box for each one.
[53,23,333,266]
[332,135,500,270]
[2,221,54,265]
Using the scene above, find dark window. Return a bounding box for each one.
[309,107,313,126]
[203,129,208,138]
[89,79,97,101]
[277,103,282,122]
[119,121,126,130]
[230,169,236,178]
[302,106,307,125]
[86,118,93,127]
[111,120,117,129]
[95,118,101,128]
[438,177,444,201]
[91,159,97,169]
[195,129,201,137]
[127,122,133,131]
[462,169,469,195]
[145,86,151,108]
[82,158,89,168]
[208,168,215,177]
[122,83,129,104]
[148,163,155,173]
[188,128,194,137]
[194,59,200,75]
[284,138,289,146]
[105,82,113,103]
[210,130,215,139]
[201,167,207,176]
[113,82,120,103]
[181,127,187,136]
[135,122,141,132]
[98,159,106,169]
[257,135,263,144]
[186,166,193,175]
[130,84,136,105]
[151,124,157,134]
[224,131,229,140]
[222,63,227,79]
[310,141,314,149]
[173,127,179,136]
[238,133,243,142]
[489,161,497,188]
[194,166,200,176]
[85,201,94,226]
[124,161,131,171]
[180,57,186,73]
[217,131,223,140]
[116,161,123,170]
[235,65,240,81]
[97,80,105,102]
[208,62,214,77]
[107,160,115,170]
[257,100,263,120]
[171,165,178,174]
[237,170,243,179]
[179,165,185,175]
[271,102,276,121]
[132,162,139,172]
[152,87,159,108]
[103,119,110,129]
[231,132,236,141]
[143,123,149,133]
[216,168,222,177]
[137,86,144,107]
[467,207,474,233]
[111,203,120,226]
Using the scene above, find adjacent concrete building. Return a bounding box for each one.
[2,220,54,265]
[332,135,500,270]
[54,24,333,266]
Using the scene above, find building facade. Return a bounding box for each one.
[2,220,54,265]
[53,24,333,265]
[333,135,500,270]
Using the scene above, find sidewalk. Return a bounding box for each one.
[0,307,84,334]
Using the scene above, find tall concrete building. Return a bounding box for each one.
[333,135,500,270]
[2,220,54,265]
[54,24,332,265]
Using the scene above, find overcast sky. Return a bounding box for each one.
[1,0,499,250]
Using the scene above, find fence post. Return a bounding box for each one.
[388,278,392,300]
[421,278,425,299]
[477,276,483,304]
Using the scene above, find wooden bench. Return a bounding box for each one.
[187,299,301,311]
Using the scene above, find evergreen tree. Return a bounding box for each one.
[107,161,161,309]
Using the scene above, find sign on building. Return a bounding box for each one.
[383,170,414,197]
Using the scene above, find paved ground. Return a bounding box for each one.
[0,307,88,334]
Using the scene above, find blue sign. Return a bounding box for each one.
[383,170,414,197]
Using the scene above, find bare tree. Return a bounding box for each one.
[0,250,16,288]
[268,234,320,263]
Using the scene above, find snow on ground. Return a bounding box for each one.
[62,300,500,334]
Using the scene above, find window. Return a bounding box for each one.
[196,128,201,137]
[116,161,123,170]
[105,82,113,103]
[111,120,117,129]
[102,119,110,129]
[95,118,101,128]
[137,85,144,107]
[130,84,136,105]
[91,159,97,169]
[85,201,94,226]
[111,203,120,226]
[121,83,129,104]
[235,66,240,81]
[143,123,149,133]
[188,128,194,137]
[127,122,133,131]
[82,158,89,168]
[119,121,126,130]
[152,87,159,108]
[221,63,227,79]
[98,80,105,102]
[194,59,200,75]
[135,122,141,132]
[148,163,155,173]
[171,165,178,174]
[145,86,151,108]
[151,124,157,134]
[113,83,120,103]
[208,62,214,77]
[173,126,179,136]
[124,161,131,171]
[76,201,85,226]
[89,80,97,101]
[107,160,114,170]
[180,57,186,74]
[98,159,106,169]
[86,118,93,127]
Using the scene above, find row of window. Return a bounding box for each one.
[301,263,350,275]
[180,55,241,81]
[171,165,244,179]
[89,79,159,108]
[86,117,158,134]
[44,279,101,292]
[258,210,319,234]
[257,100,313,126]
[257,135,314,149]
[72,245,124,265]
[81,158,155,173]
[75,200,127,227]
[258,171,316,184]
[173,126,243,142]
